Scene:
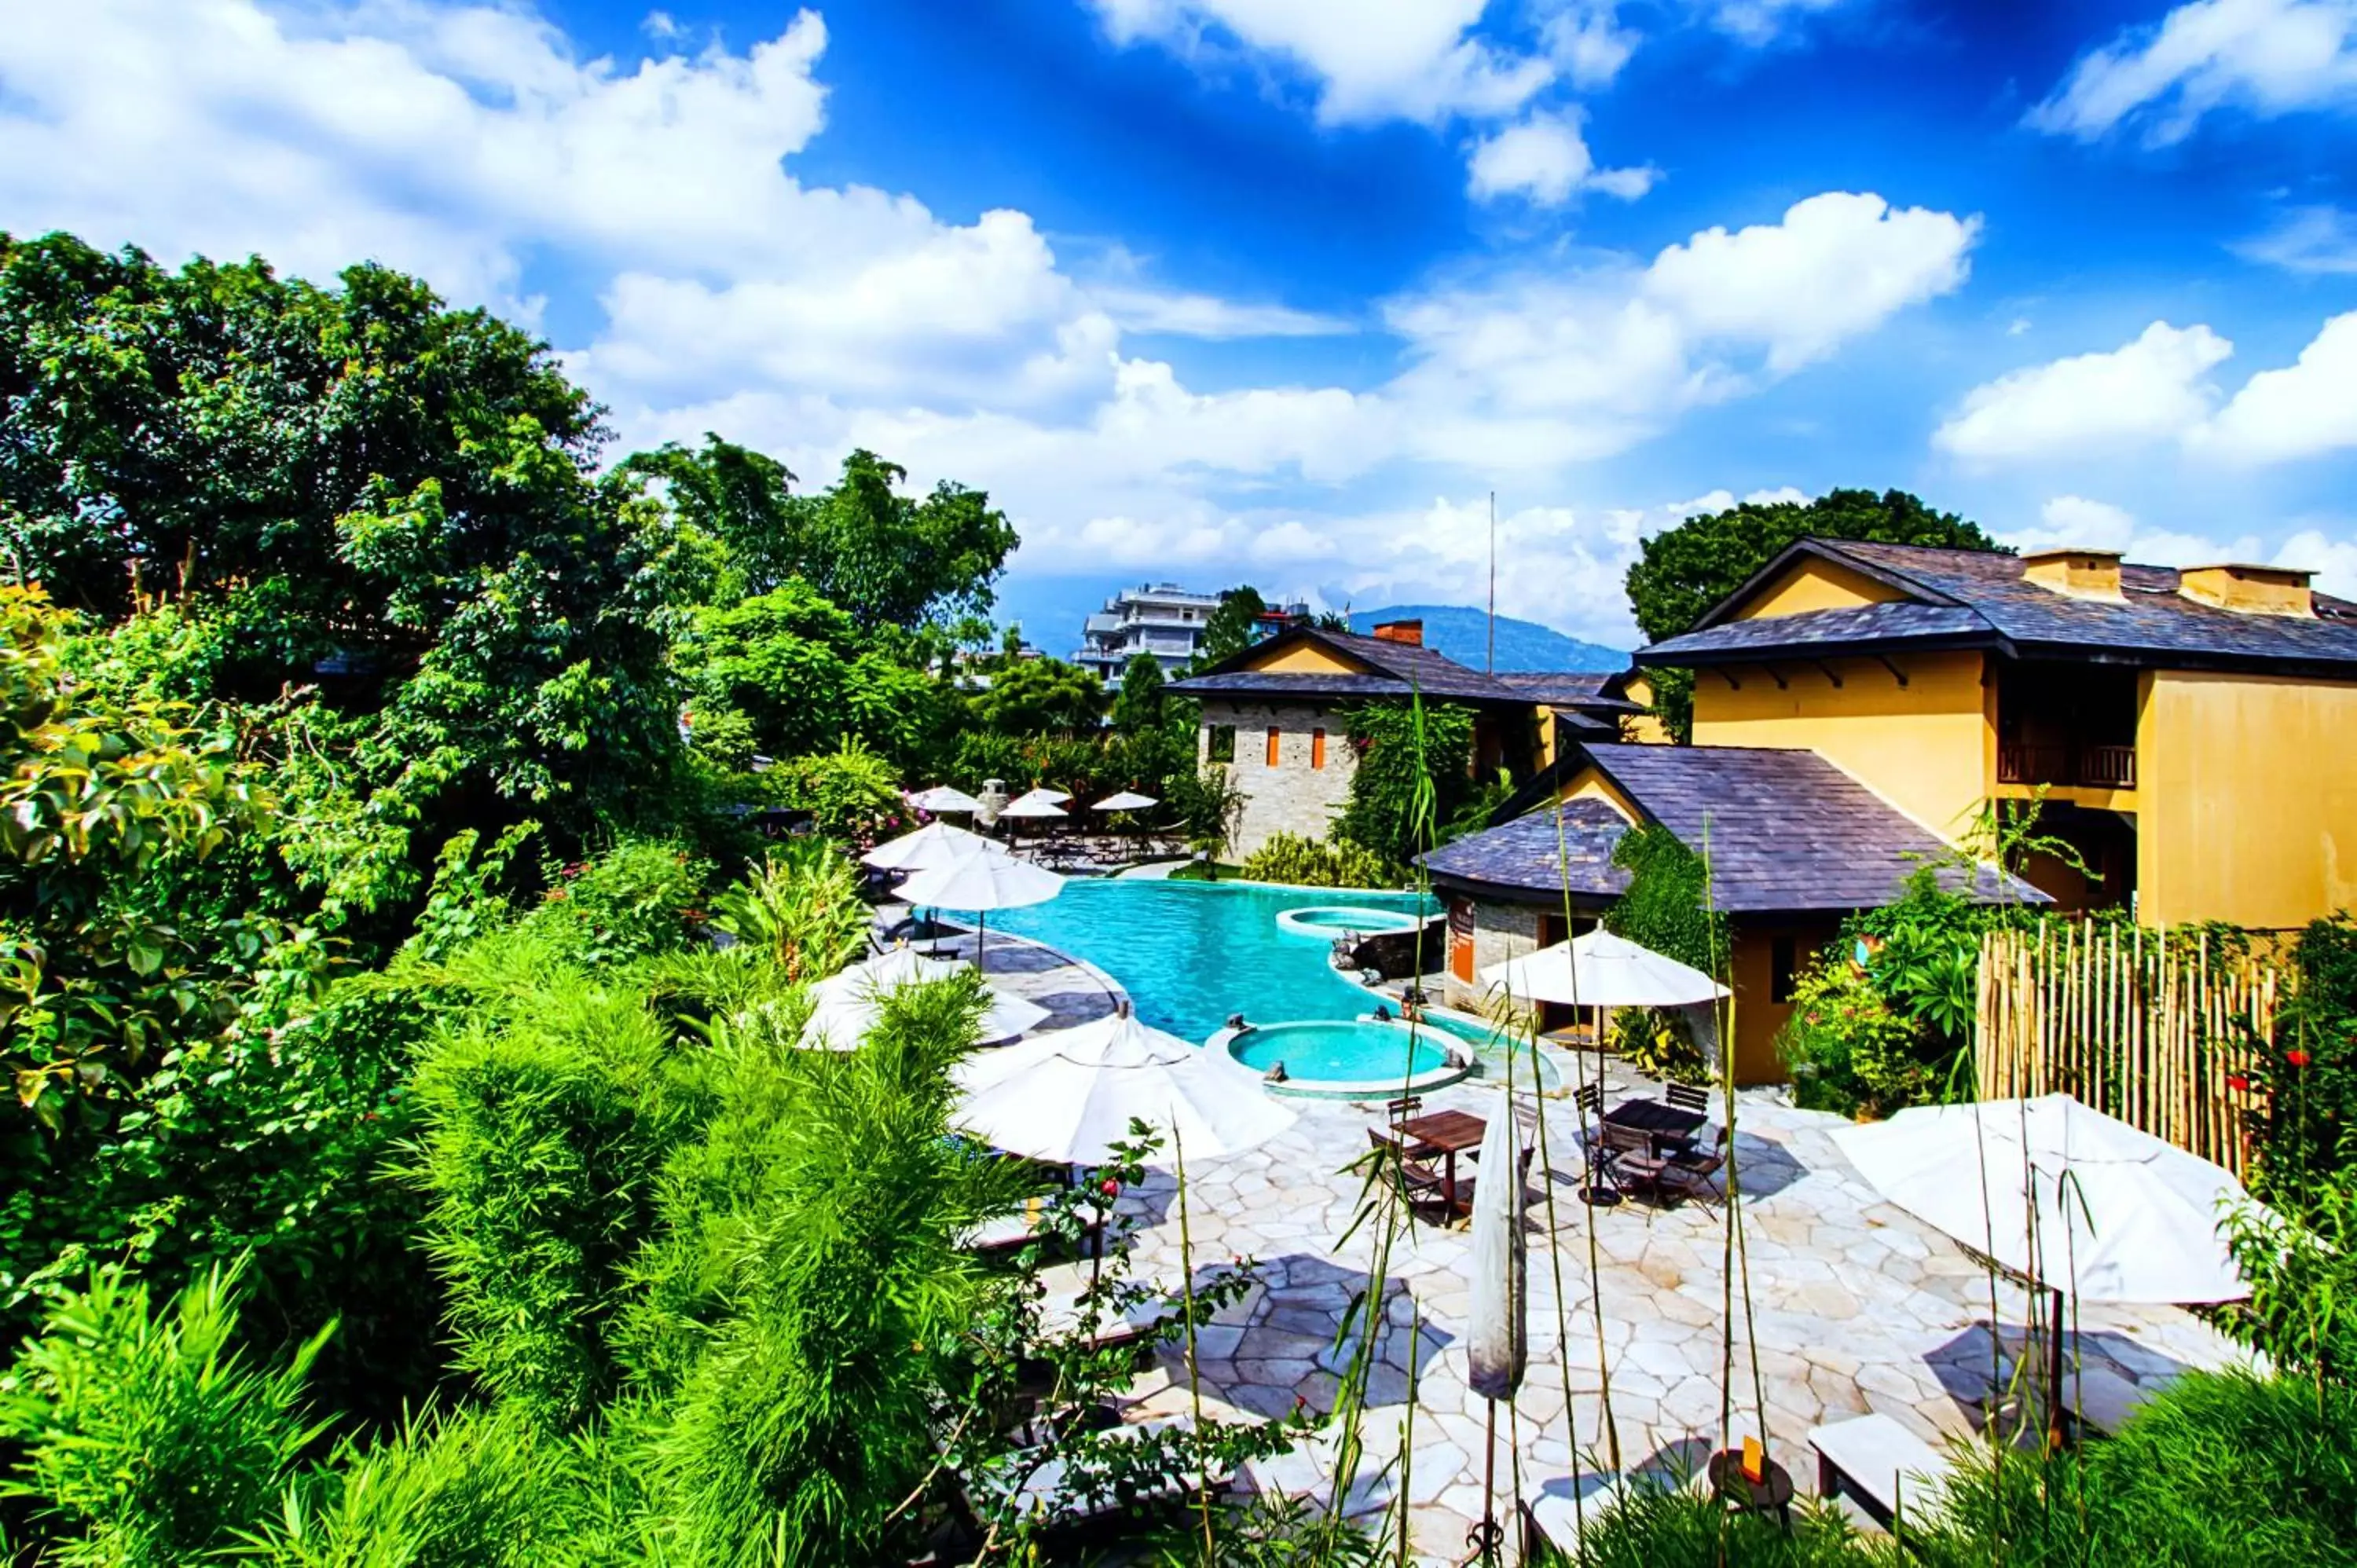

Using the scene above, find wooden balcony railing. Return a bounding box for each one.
[1997,742,2136,790]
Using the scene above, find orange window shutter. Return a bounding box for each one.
[1266,727,1281,767]
[1310,727,1326,769]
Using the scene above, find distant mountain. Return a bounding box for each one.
[1350,605,1626,673]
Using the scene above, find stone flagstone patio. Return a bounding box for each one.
[1102,1068,2256,1562]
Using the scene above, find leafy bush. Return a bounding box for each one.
[1334,701,1479,868]
[523,839,710,966]
[1779,958,1929,1116]
[1611,1006,1710,1086]
[1238,831,1396,889]
[409,939,705,1429]
[706,840,871,985]
[2223,1172,2357,1392]
[776,737,905,849]
[1168,766,1244,859]
[2250,910,2357,1202]
[0,1262,329,1566]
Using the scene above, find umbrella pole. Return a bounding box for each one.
[1468,1397,1502,1564]
[977,911,988,973]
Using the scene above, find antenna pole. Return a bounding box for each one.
[1486,489,1497,674]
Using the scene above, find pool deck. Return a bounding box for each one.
[870,910,2257,1563]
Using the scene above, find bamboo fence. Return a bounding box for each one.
[1975,919,2286,1179]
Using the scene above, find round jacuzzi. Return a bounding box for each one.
[1217,1018,1472,1099]
[1274,905,1429,940]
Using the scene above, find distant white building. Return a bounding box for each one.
[1072,583,1225,681]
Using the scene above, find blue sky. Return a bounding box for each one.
[5,1,2357,652]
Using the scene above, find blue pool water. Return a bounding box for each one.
[956,878,1437,1043]
[1227,1020,1450,1082]
[1279,906,1420,933]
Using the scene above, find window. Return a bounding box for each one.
[1770,935,1799,1004]
[1310,727,1327,769]
[1206,724,1236,763]
[1266,727,1282,767]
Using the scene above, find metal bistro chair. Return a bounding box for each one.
[1368,1130,1454,1223]
[1664,1082,1712,1115]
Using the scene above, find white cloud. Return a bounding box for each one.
[1710,0,1852,46]
[1466,111,1655,207]
[2002,496,2264,566]
[2235,204,2357,274]
[1541,2,1640,88]
[1090,287,1354,338]
[642,9,683,40]
[2030,0,2357,145]
[1933,321,2233,461]
[2277,525,2357,599]
[1086,0,1552,124]
[1642,192,1978,373]
[2200,310,2357,462]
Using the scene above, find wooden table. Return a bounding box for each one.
[1394,1109,1488,1214]
[1707,1449,1794,1528]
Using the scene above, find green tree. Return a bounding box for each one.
[618,434,799,598]
[775,449,1017,632]
[0,233,702,917]
[1623,488,1999,741]
[973,656,1105,736]
[1333,701,1479,870]
[1112,652,1168,734]
[684,580,947,768]
[1196,586,1267,668]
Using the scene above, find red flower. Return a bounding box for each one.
[2287,1049,2312,1068]
[1100,1178,1120,1196]
[2226,1075,2250,1094]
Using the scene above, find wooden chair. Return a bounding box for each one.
[1369,1130,1457,1222]
[1663,1128,1728,1207]
[1383,1097,1440,1158]
[1598,1123,1667,1200]
[1665,1082,1711,1115]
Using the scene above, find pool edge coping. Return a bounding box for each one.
[1208,1022,1475,1101]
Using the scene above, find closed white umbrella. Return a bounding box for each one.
[1091,790,1158,811]
[1479,927,1728,1008]
[910,785,984,815]
[955,1006,1296,1164]
[1832,1094,2263,1443]
[863,820,1003,873]
[1466,1104,1528,1554]
[897,852,1064,971]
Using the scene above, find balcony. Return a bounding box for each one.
[1997,742,2136,790]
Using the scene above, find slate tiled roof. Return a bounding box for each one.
[1423,741,2044,914]
[1492,671,1643,711]
[1170,627,1528,703]
[1642,538,2357,676]
[1417,797,1631,903]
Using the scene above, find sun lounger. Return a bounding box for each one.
[1808,1413,1952,1528]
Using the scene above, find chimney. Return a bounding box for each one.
[2021,548,2124,603]
[2178,562,2315,617]
[1372,618,1424,647]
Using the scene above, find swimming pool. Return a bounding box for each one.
[1224,1020,1464,1098]
[1274,904,1428,940]
[952,878,1437,1043]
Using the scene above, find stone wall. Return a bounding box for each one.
[1197,699,1356,860]
[1442,896,1543,1023]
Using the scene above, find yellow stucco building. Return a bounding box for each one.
[1649,539,2357,930]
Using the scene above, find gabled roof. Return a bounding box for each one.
[1642,538,2357,677]
[1491,670,1643,713]
[1168,625,1527,703]
[1418,797,1631,906]
[1422,740,2044,914]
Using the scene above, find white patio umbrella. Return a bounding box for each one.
[1831,1094,2263,1443]
[955,1006,1296,1165]
[1001,789,1069,818]
[805,980,1049,1049]
[863,820,1003,873]
[896,852,1064,971]
[909,784,984,815]
[1030,787,1073,804]
[1465,1105,1529,1553]
[1479,927,1728,1008]
[1091,790,1158,811]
